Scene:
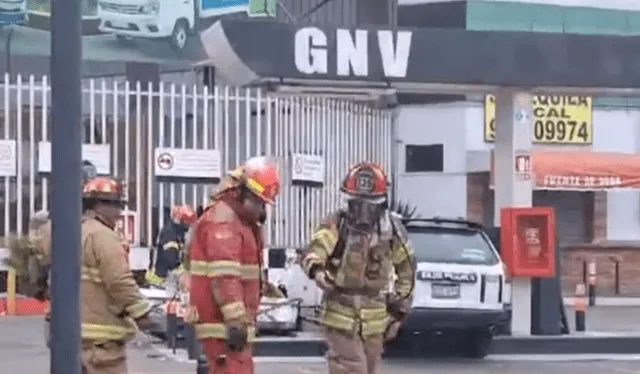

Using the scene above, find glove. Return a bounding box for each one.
[383,320,402,342]
[386,293,408,321]
[225,321,248,352]
[314,270,335,292]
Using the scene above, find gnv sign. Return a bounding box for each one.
[294,27,413,78]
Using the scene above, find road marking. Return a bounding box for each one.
[487,354,640,361]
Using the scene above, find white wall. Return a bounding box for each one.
[396,104,467,218]
[396,101,640,240]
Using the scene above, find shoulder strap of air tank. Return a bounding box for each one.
[326,210,348,273]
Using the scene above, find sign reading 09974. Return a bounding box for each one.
[484,95,593,144]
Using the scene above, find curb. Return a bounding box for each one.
[166,333,640,357]
[254,334,640,357]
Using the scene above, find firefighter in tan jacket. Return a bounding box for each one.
[301,163,416,374]
[77,176,154,373]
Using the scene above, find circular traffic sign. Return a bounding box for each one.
[157,152,174,170]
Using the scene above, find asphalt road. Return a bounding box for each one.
[0,25,207,63]
[6,307,640,373]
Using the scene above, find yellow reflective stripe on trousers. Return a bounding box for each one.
[194,323,256,341]
[220,301,246,321]
[191,260,260,279]
[81,323,136,341]
[322,302,389,336]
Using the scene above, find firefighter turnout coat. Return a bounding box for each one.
[146,222,188,286]
[189,200,263,343]
[81,214,151,342]
[302,211,415,336]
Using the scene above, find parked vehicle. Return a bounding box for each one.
[97,0,274,52]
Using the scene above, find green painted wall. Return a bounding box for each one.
[466,1,640,108]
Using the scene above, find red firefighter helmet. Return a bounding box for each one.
[171,205,197,225]
[82,177,126,204]
[229,156,280,204]
[341,162,388,198]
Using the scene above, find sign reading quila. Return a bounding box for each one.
[484,95,593,144]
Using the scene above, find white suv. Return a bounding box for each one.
[390,217,510,358]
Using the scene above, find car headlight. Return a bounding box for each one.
[140,1,159,14]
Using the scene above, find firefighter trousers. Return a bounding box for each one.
[201,338,254,374]
[325,328,384,374]
[81,341,128,374]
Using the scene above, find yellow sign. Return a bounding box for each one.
[484,95,593,144]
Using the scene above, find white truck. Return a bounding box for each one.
[96,0,275,52]
[0,0,26,26]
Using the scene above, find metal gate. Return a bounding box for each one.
[0,73,394,249]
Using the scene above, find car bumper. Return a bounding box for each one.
[403,307,504,332]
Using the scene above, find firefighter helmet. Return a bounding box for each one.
[229,156,280,204]
[82,177,126,203]
[341,162,388,198]
[171,205,197,225]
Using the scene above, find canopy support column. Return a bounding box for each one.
[493,90,533,335]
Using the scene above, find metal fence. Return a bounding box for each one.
[0,73,394,249]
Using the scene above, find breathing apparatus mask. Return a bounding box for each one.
[346,195,387,228]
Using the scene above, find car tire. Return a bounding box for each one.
[463,330,493,359]
[170,19,189,52]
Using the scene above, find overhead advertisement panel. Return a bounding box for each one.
[0,0,275,64]
[484,95,593,145]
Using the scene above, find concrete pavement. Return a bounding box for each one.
[6,306,640,373]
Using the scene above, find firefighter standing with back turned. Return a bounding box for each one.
[301,162,416,374]
[188,156,280,374]
[146,204,197,287]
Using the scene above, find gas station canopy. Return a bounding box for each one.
[200,19,640,95]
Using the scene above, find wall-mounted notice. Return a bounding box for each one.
[154,148,222,179]
[291,153,325,184]
[0,140,17,177]
[38,142,111,174]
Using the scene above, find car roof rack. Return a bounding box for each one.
[401,216,484,230]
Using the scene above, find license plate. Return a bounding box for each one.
[431,283,460,299]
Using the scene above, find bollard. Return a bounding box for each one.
[575,283,587,332]
[588,261,597,306]
[196,354,209,374]
[166,300,178,351]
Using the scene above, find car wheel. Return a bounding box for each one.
[170,20,189,52]
[463,330,493,359]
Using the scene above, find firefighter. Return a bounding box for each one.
[301,162,416,374]
[77,176,157,373]
[188,156,280,374]
[146,205,197,287]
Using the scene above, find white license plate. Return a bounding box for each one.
[431,283,460,299]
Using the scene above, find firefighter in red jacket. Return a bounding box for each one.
[188,156,280,374]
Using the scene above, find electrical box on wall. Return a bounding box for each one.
[500,206,557,278]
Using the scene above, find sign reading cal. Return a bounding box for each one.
[484,95,593,144]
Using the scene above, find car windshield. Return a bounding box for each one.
[407,227,499,265]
